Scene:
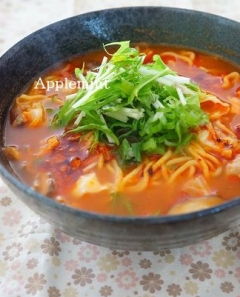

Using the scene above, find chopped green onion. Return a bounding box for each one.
[52,41,209,164]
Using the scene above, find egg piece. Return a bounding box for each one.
[167,195,224,215]
[71,172,108,197]
[226,154,240,178]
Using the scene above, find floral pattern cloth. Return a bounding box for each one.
[1,176,240,297]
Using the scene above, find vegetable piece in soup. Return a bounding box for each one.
[4,41,240,216]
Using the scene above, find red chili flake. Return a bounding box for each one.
[70,157,81,169]
[95,144,112,161]
[143,50,154,64]
[235,125,240,139]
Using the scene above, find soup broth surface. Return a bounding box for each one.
[4,44,240,216]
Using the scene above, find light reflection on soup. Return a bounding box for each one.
[3,44,240,216]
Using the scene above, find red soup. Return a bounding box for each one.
[3,42,240,216]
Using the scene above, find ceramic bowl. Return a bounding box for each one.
[0,7,240,250]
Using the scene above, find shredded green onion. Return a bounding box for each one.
[52,41,209,165]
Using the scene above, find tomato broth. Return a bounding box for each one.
[4,44,240,216]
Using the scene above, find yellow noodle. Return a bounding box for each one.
[200,152,220,167]
[120,164,143,189]
[198,130,228,156]
[97,154,104,169]
[199,66,208,72]
[84,131,94,139]
[188,146,209,178]
[167,160,198,183]
[44,75,61,81]
[204,159,221,176]
[229,96,240,114]
[82,162,98,173]
[107,160,123,192]
[186,165,196,178]
[204,159,216,171]
[114,160,123,181]
[61,63,71,73]
[151,170,163,185]
[191,141,220,166]
[161,51,193,65]
[193,146,221,176]
[161,163,170,180]
[222,71,240,89]
[84,131,95,148]
[106,161,115,174]
[166,156,192,167]
[124,162,154,192]
[180,50,196,61]
[152,149,172,172]
[16,94,46,103]
[211,166,223,177]
[214,120,236,137]
[143,161,154,174]
[206,122,218,141]
[125,174,149,192]
[50,97,63,105]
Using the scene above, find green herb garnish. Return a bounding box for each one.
[52,41,209,164]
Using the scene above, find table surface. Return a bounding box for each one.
[1,1,240,296]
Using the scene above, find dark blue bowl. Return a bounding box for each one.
[0,7,240,250]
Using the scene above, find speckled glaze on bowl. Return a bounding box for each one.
[0,7,240,251]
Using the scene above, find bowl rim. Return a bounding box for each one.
[1,5,240,60]
[1,5,240,224]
